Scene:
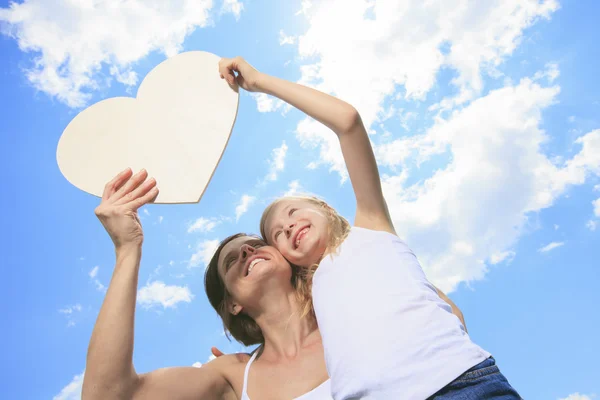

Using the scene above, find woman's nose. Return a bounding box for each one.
[240,244,255,259]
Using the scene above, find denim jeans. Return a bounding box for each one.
[428,357,521,399]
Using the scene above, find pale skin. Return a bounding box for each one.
[82,168,328,400]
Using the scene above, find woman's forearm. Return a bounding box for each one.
[257,73,360,135]
[83,246,142,399]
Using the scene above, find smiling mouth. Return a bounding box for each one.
[247,258,266,276]
[293,226,310,249]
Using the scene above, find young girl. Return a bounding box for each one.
[219,57,521,399]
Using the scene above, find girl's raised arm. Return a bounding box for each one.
[219,57,395,234]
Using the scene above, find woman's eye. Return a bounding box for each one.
[252,243,263,249]
[226,257,236,270]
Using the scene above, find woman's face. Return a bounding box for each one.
[217,235,292,313]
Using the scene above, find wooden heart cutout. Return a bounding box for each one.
[56,51,239,204]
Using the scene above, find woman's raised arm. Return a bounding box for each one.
[82,169,231,400]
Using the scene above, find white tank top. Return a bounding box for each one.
[312,227,490,399]
[241,349,333,400]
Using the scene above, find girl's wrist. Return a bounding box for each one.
[255,72,272,93]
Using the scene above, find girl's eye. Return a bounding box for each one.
[289,208,297,216]
[274,231,281,240]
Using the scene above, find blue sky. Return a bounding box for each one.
[1,1,599,399]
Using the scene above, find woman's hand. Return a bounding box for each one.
[94,168,159,252]
[218,56,263,92]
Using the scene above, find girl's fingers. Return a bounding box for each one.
[110,169,148,203]
[115,176,157,206]
[102,168,132,201]
[218,58,238,86]
[130,186,159,210]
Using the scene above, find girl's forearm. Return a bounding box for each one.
[257,73,360,135]
[83,246,142,399]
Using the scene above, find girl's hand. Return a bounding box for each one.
[218,56,263,92]
[94,168,159,251]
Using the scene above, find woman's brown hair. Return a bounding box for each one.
[204,232,316,346]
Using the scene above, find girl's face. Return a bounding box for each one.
[262,199,330,267]
[217,236,291,314]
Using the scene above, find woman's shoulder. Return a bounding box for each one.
[206,352,252,372]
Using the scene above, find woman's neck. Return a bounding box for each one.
[252,291,319,360]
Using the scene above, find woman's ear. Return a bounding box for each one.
[229,302,243,316]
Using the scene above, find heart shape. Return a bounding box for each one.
[56,51,239,204]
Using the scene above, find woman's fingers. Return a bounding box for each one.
[114,176,156,206]
[130,185,159,211]
[109,169,148,203]
[211,347,225,358]
[102,168,132,201]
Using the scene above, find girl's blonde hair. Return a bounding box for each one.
[259,195,351,320]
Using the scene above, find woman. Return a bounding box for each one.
[82,169,467,400]
[82,168,330,399]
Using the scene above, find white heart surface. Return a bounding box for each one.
[56,51,239,204]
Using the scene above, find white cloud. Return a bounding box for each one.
[587,220,597,231]
[53,371,84,400]
[0,0,237,108]
[558,393,594,400]
[59,304,82,314]
[291,0,559,178]
[265,142,288,182]
[93,280,106,292]
[279,29,296,45]
[59,304,82,327]
[158,216,164,224]
[533,62,560,83]
[538,241,565,253]
[143,209,150,216]
[251,92,285,113]
[88,266,99,279]
[208,354,217,362]
[137,281,193,309]
[285,180,303,196]
[88,266,105,291]
[221,0,244,20]
[235,194,256,221]
[188,217,221,233]
[554,224,559,230]
[593,198,600,217]
[489,251,515,265]
[189,239,221,268]
[192,361,203,368]
[378,78,600,292]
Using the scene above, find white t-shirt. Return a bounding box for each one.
[312,227,490,399]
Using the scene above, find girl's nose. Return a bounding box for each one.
[284,223,295,238]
